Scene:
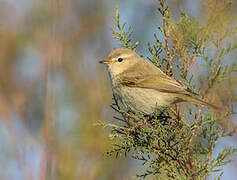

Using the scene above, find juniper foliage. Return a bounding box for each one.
[99,1,237,179]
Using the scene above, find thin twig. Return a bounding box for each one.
[163,17,174,76]
[203,130,221,179]
[187,107,203,170]
[169,106,182,128]
[153,144,190,177]
[187,40,202,72]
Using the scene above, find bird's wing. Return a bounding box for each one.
[115,59,196,95]
[117,72,193,95]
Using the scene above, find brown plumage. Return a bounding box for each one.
[100,48,218,114]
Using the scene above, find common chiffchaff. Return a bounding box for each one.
[100,48,217,114]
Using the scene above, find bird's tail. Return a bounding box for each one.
[176,94,220,110]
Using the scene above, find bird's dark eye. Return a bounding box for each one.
[118,58,123,62]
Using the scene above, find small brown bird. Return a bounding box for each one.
[100,48,217,114]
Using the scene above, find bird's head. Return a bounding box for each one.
[99,48,140,76]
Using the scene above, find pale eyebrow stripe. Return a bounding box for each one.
[121,54,133,58]
[113,54,133,60]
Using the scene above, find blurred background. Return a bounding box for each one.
[0,0,236,179]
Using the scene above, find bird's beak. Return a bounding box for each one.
[99,60,111,64]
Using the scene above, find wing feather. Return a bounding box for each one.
[115,62,194,95]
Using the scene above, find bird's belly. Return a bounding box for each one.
[115,86,176,114]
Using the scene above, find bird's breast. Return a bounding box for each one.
[113,85,177,114]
